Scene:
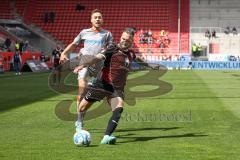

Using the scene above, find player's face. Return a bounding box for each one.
[91,12,103,29]
[119,32,133,50]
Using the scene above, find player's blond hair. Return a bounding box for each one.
[91,9,102,16]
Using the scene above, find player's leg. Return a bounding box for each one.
[105,97,124,136]
[17,61,21,75]
[75,82,108,132]
[52,68,57,84]
[101,95,124,144]
[75,68,89,132]
[77,78,87,100]
[56,66,62,84]
[75,98,94,132]
[14,62,18,75]
[76,78,87,124]
[76,68,89,110]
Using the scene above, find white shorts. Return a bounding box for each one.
[77,67,89,80]
[77,62,103,80]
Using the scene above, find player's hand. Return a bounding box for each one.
[59,53,69,64]
[73,65,84,74]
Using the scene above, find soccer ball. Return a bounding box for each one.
[73,130,91,146]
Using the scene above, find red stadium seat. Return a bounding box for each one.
[0,0,189,55]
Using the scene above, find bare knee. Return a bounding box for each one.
[109,97,124,111]
[78,99,93,112]
[78,78,87,96]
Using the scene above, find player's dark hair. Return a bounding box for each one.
[91,9,102,16]
[124,27,135,37]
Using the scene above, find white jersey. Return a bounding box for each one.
[73,28,113,79]
[73,28,113,55]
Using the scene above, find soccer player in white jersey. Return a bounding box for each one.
[59,9,113,130]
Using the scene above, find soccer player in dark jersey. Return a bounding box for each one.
[73,28,136,144]
[52,45,63,84]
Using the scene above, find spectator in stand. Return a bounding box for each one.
[15,41,20,51]
[164,38,171,47]
[4,37,11,51]
[237,56,240,61]
[76,4,85,11]
[19,41,24,54]
[192,43,198,56]
[159,41,165,53]
[159,30,169,43]
[49,12,55,23]
[147,29,153,44]
[131,27,137,33]
[44,12,49,23]
[224,26,230,34]
[12,50,22,75]
[205,29,211,39]
[160,30,166,37]
[197,43,203,56]
[211,30,216,38]
[143,30,148,43]
[229,55,237,61]
[232,27,238,35]
[172,55,179,61]
[139,29,145,44]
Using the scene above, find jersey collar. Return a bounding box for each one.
[91,27,102,32]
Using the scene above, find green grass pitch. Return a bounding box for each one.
[0,70,240,160]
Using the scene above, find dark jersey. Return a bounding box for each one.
[13,53,21,63]
[101,44,136,91]
[52,48,63,67]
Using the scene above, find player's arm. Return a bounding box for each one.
[73,54,105,73]
[60,30,84,63]
[60,42,77,62]
[73,42,116,73]
[132,54,155,70]
[83,42,116,64]
[106,32,114,48]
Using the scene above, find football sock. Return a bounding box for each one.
[105,107,123,135]
[77,111,86,125]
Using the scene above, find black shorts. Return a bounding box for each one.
[53,64,62,71]
[84,80,124,102]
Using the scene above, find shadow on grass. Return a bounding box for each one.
[90,127,180,133]
[0,72,58,112]
[84,144,99,148]
[117,132,208,144]
[232,74,240,77]
[116,127,181,132]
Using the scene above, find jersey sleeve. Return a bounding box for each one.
[99,42,117,59]
[106,32,114,45]
[130,50,136,61]
[73,30,84,45]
